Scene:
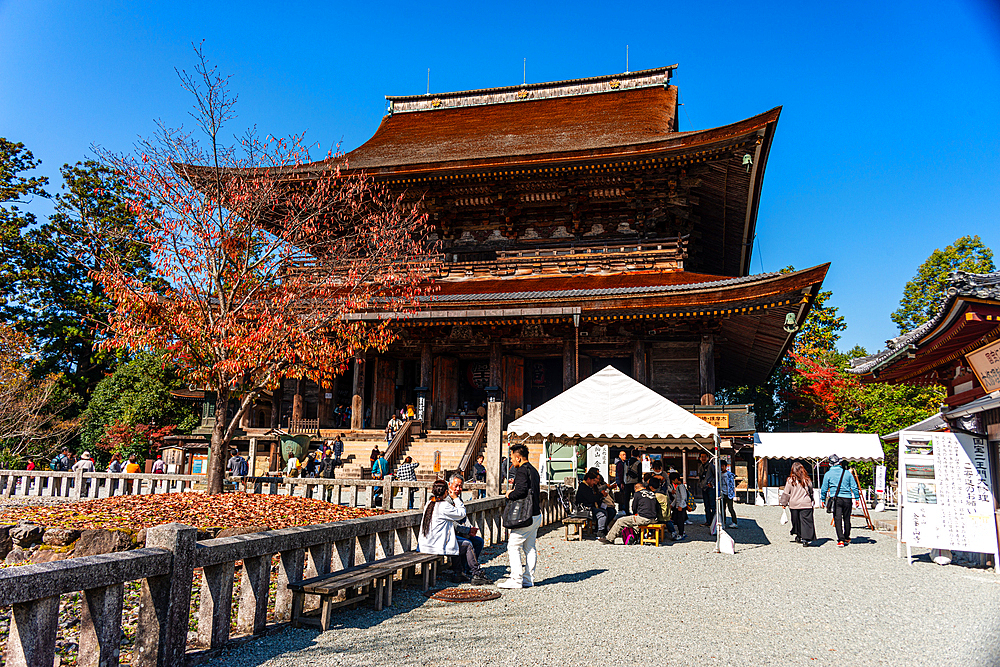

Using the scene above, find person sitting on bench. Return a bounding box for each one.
[445,474,490,583]
[577,468,615,539]
[599,479,659,544]
[418,479,491,586]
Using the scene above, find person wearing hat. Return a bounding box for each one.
[72,451,95,473]
[820,454,860,547]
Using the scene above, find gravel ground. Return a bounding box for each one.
[198,503,1000,667]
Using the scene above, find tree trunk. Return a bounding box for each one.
[207,388,230,495]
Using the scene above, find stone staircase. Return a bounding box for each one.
[317,428,477,480]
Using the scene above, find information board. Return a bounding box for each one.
[899,431,999,555]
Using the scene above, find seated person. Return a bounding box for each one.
[418,479,490,586]
[599,479,659,544]
[647,476,679,540]
[577,468,616,538]
[445,474,490,584]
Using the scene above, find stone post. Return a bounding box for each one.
[72,467,84,501]
[486,401,503,496]
[236,555,271,636]
[79,582,125,667]
[135,523,196,667]
[5,595,59,667]
[382,474,395,511]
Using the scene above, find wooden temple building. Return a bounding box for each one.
[258,65,830,443]
[850,270,1000,496]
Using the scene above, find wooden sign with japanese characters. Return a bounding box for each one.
[899,430,998,555]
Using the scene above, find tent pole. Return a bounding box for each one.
[715,433,722,553]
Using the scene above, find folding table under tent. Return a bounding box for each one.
[752,432,884,505]
[506,365,728,551]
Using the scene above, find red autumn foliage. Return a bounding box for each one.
[90,47,435,493]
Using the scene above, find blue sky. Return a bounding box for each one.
[2,0,998,355]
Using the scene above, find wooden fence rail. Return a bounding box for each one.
[0,489,569,667]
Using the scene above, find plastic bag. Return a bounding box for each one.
[754,493,765,506]
[779,507,789,525]
[718,529,736,555]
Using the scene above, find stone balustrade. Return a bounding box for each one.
[0,489,569,667]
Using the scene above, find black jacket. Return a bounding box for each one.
[631,489,659,520]
[509,462,541,517]
[576,482,600,509]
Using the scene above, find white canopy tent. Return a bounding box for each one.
[752,432,885,462]
[752,432,884,505]
[507,366,731,552]
[507,366,718,444]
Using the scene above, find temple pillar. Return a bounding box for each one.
[562,340,576,391]
[292,379,305,421]
[489,340,502,389]
[270,382,283,430]
[699,334,716,406]
[419,344,433,425]
[632,340,647,385]
[319,377,333,427]
[351,356,365,430]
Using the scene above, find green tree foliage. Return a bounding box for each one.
[18,161,152,398]
[81,353,199,463]
[891,235,995,334]
[793,288,846,362]
[0,139,48,319]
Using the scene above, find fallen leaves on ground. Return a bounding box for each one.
[0,492,386,531]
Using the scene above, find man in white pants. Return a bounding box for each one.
[499,443,541,589]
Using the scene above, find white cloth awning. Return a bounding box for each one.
[752,432,884,462]
[507,365,718,442]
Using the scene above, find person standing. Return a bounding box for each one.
[151,455,165,475]
[721,461,738,528]
[333,434,344,467]
[473,453,487,498]
[371,450,389,506]
[698,452,717,527]
[669,471,689,540]
[821,455,860,547]
[499,443,541,589]
[395,455,420,509]
[285,453,301,478]
[780,462,816,546]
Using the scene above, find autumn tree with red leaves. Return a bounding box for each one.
[92,47,433,493]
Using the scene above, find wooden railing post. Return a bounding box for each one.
[5,595,59,667]
[79,582,125,667]
[135,523,196,667]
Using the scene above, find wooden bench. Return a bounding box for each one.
[562,516,593,541]
[288,551,442,630]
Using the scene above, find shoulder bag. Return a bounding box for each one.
[825,470,845,514]
[503,492,534,529]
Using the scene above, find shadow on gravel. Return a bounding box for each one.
[533,568,606,586]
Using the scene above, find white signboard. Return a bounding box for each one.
[899,431,999,556]
[875,465,887,494]
[587,444,609,479]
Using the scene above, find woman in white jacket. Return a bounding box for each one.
[418,479,490,585]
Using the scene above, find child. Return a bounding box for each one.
[721,461,738,528]
[669,471,688,540]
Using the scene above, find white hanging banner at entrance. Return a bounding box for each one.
[899,430,999,555]
[875,465,887,494]
[587,444,609,479]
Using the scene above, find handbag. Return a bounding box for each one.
[503,493,534,529]
[685,485,696,512]
[825,469,845,514]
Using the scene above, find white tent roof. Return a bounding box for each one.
[752,432,884,462]
[507,365,718,442]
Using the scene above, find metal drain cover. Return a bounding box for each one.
[424,587,502,603]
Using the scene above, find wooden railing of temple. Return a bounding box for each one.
[0,490,570,667]
[381,419,419,476]
[288,418,319,434]
[455,419,487,479]
[284,235,689,280]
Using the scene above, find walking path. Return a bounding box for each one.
[206,504,1000,667]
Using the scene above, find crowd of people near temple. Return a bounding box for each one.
[416,443,541,589]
